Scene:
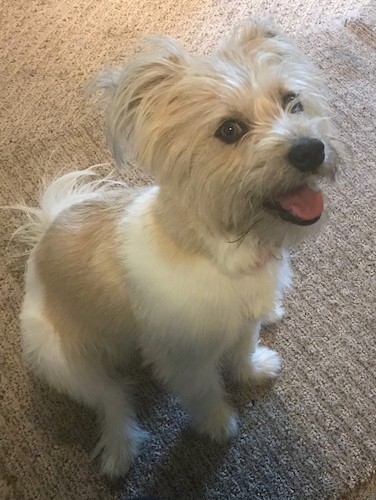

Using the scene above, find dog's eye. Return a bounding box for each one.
[283,92,304,114]
[291,101,303,113]
[215,120,248,144]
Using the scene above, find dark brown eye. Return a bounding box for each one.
[291,101,303,113]
[283,92,304,113]
[215,120,248,144]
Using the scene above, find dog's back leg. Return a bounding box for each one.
[20,257,146,479]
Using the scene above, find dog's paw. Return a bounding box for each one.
[250,346,282,383]
[194,405,238,443]
[96,443,134,479]
[233,346,282,385]
[92,424,147,479]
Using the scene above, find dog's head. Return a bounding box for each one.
[95,19,338,251]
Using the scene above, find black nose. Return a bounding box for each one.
[287,138,325,173]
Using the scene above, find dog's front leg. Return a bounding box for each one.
[228,321,282,384]
[151,347,238,442]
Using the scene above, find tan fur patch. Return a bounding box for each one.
[35,190,141,347]
[149,210,199,266]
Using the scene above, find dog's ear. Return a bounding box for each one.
[91,36,189,167]
[218,18,281,59]
[235,18,279,42]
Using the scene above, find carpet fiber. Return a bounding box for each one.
[1,1,375,499]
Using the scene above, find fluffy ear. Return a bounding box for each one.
[91,36,189,167]
[234,17,279,42]
[218,18,281,58]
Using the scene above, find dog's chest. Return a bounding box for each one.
[123,234,280,337]
[120,191,283,338]
[230,268,279,320]
[128,253,280,341]
[176,260,281,325]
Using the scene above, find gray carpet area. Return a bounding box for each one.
[1,1,375,499]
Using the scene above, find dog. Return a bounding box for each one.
[19,19,338,478]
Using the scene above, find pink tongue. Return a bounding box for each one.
[279,186,324,220]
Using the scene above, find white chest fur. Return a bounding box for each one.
[118,188,290,346]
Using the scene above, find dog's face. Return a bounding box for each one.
[100,20,338,248]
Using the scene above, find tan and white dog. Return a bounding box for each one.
[19,20,338,478]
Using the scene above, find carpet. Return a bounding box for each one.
[1,1,375,499]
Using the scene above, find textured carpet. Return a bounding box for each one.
[1,1,375,499]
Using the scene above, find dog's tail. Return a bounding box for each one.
[9,167,123,249]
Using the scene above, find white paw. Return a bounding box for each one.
[262,304,285,325]
[92,424,147,479]
[194,406,238,443]
[232,347,282,385]
[251,346,282,383]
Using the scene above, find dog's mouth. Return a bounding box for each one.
[266,185,324,226]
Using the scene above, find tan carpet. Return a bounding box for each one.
[1,1,375,499]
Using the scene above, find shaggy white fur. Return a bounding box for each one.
[19,19,338,478]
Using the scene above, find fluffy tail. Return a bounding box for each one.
[9,167,124,249]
